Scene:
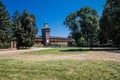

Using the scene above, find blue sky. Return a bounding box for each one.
[2,0,106,37]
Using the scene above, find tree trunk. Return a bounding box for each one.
[119,45,120,50]
[90,36,93,50]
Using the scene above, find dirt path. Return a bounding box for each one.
[0,48,120,62]
[0,47,51,54]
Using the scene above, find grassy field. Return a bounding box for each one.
[23,48,90,55]
[0,59,120,80]
[0,48,120,80]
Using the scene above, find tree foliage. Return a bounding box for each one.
[0,1,12,48]
[100,0,120,46]
[64,7,99,48]
[13,10,38,48]
[64,12,81,46]
[77,7,99,48]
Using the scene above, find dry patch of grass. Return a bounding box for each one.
[0,48,120,62]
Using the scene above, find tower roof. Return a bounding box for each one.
[43,22,49,29]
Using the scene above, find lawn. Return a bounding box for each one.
[23,48,90,55]
[0,59,120,80]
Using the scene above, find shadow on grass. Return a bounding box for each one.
[91,48,120,53]
[60,48,120,53]
[60,49,90,52]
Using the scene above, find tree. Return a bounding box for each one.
[100,0,120,47]
[64,12,82,46]
[77,7,99,49]
[13,10,38,48]
[99,17,109,44]
[64,7,99,49]
[0,1,12,48]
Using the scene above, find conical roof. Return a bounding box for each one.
[43,22,49,29]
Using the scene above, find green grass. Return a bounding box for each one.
[0,59,120,80]
[24,48,90,55]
